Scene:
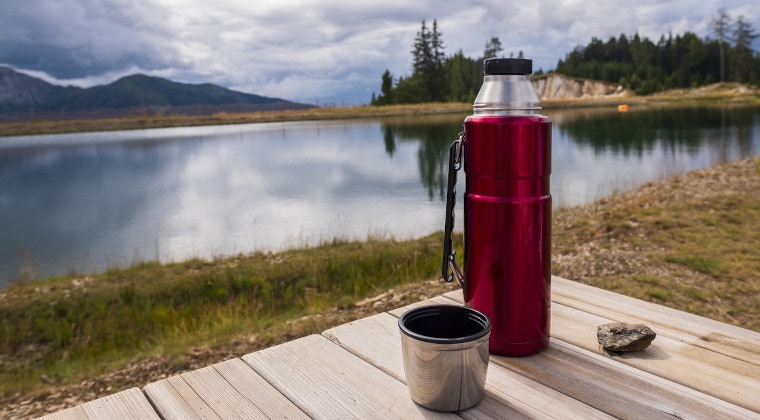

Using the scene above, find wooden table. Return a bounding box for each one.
[40,276,760,419]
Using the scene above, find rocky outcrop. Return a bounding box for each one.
[532,73,631,100]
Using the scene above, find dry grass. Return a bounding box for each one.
[553,156,760,331]
[0,103,472,137]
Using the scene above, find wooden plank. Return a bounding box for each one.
[144,375,221,420]
[550,275,760,364]
[324,312,612,419]
[176,364,297,419]
[323,312,407,382]
[551,302,760,413]
[242,334,458,419]
[493,338,760,420]
[36,405,88,420]
[79,387,160,419]
[212,358,309,419]
[444,284,760,414]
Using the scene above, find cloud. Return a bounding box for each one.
[0,1,181,75]
[1,0,759,105]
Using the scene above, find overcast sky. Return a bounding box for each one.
[1,1,759,106]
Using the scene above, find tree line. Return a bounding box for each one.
[371,20,519,105]
[556,9,759,94]
[373,11,759,104]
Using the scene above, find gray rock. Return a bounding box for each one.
[597,322,656,352]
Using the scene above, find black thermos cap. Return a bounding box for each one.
[484,58,532,75]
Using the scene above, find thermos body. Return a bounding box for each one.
[463,114,551,356]
[442,57,552,357]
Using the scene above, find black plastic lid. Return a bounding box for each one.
[484,58,532,75]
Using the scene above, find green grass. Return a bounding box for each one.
[0,233,452,395]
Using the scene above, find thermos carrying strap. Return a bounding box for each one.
[442,132,464,287]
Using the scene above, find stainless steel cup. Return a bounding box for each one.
[398,304,491,411]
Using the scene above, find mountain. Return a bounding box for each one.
[0,66,313,121]
[0,66,79,112]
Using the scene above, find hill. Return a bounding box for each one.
[0,67,313,121]
[0,66,79,112]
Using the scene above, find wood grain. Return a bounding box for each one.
[243,334,458,419]
[35,405,88,420]
[144,375,221,419]
[444,278,760,414]
[550,275,760,364]
[81,387,159,419]
[324,312,612,419]
[212,358,308,419]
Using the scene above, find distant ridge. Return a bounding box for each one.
[0,66,314,122]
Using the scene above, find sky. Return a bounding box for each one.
[1,0,759,106]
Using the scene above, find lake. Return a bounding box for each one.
[1,106,759,286]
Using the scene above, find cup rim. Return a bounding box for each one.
[398,304,492,344]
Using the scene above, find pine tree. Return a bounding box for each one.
[732,15,759,83]
[711,8,731,82]
[379,69,393,105]
[409,19,446,102]
[431,20,445,69]
[412,20,433,79]
[429,20,446,101]
[483,37,503,60]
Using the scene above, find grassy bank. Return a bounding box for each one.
[0,235,448,396]
[0,103,472,137]
[2,82,759,137]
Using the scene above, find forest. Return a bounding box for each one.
[372,10,759,103]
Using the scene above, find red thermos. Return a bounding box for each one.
[443,57,551,356]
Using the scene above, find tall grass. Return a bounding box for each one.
[0,233,449,394]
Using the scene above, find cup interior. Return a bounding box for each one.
[399,305,491,344]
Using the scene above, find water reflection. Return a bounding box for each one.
[1,106,758,285]
[549,106,759,207]
[558,107,758,158]
[381,115,464,201]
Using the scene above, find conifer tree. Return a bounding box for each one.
[483,37,503,60]
[380,69,393,104]
[429,20,446,101]
[412,21,433,80]
[711,8,731,82]
[732,15,759,83]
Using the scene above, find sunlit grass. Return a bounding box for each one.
[0,233,452,396]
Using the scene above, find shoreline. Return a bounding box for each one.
[2,84,759,137]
